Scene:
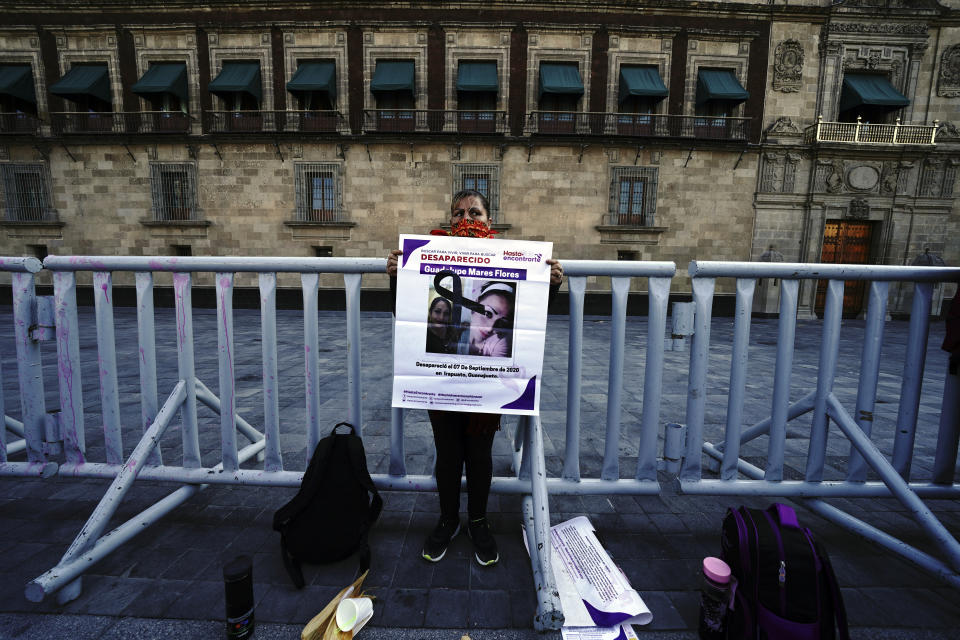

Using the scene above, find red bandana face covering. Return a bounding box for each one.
[431,219,498,238]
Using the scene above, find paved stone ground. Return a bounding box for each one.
[1,304,958,639]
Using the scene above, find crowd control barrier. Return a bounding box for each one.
[0,255,956,630]
[0,256,57,479]
[682,261,960,589]
[12,255,676,631]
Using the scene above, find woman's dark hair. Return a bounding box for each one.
[450,189,490,217]
[429,296,452,315]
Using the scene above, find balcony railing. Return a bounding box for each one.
[805,115,938,146]
[0,112,41,134]
[205,110,347,134]
[50,111,195,135]
[362,109,508,134]
[526,111,750,141]
[602,212,653,227]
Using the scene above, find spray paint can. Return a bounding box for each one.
[223,555,255,639]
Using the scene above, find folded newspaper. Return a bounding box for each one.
[530,516,652,640]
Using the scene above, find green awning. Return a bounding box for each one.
[618,66,668,104]
[50,64,111,103]
[839,74,910,114]
[287,61,336,100]
[696,69,749,106]
[0,65,35,104]
[131,62,188,102]
[457,61,498,93]
[371,60,415,93]
[209,61,261,102]
[539,62,584,98]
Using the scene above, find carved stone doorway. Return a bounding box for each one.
[815,220,876,318]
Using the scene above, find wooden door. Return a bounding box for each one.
[815,220,874,317]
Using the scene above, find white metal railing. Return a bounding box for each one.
[806,115,938,145]
[683,261,960,591]
[2,255,958,624]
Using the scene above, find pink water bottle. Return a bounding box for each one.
[698,556,732,639]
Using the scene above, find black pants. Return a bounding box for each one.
[428,410,498,521]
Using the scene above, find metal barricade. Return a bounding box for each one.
[0,256,57,479]
[26,255,657,631]
[13,254,959,624]
[681,261,960,589]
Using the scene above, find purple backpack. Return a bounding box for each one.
[721,503,849,640]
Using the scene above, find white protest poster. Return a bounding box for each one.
[391,234,551,415]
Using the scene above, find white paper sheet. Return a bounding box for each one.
[548,516,653,634]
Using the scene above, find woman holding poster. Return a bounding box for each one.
[387,189,563,567]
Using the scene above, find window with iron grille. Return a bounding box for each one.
[609,167,657,226]
[1,163,54,222]
[150,162,197,221]
[452,163,500,223]
[295,162,343,222]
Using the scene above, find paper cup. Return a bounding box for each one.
[336,597,373,633]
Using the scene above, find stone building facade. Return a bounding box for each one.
[0,0,957,314]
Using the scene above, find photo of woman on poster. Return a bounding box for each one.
[425,295,457,354]
[456,281,515,358]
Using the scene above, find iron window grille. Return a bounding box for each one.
[295,162,343,222]
[608,166,658,226]
[1,163,55,222]
[453,163,500,223]
[149,162,198,221]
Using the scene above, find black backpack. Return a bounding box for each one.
[721,503,849,640]
[272,422,383,589]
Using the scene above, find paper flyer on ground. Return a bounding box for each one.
[391,234,551,415]
[549,516,652,639]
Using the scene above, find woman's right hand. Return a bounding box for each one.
[386,249,403,276]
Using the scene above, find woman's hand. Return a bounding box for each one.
[547,259,564,285]
[386,249,403,276]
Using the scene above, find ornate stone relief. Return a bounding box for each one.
[760,152,802,194]
[825,159,846,193]
[768,117,800,135]
[760,153,783,192]
[943,160,958,198]
[938,45,960,98]
[936,121,959,141]
[880,162,899,195]
[897,161,914,195]
[842,45,907,87]
[920,158,944,197]
[828,23,928,36]
[773,40,803,92]
[846,197,870,220]
[783,153,801,193]
[766,117,801,136]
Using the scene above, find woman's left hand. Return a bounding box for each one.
[547,259,564,285]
